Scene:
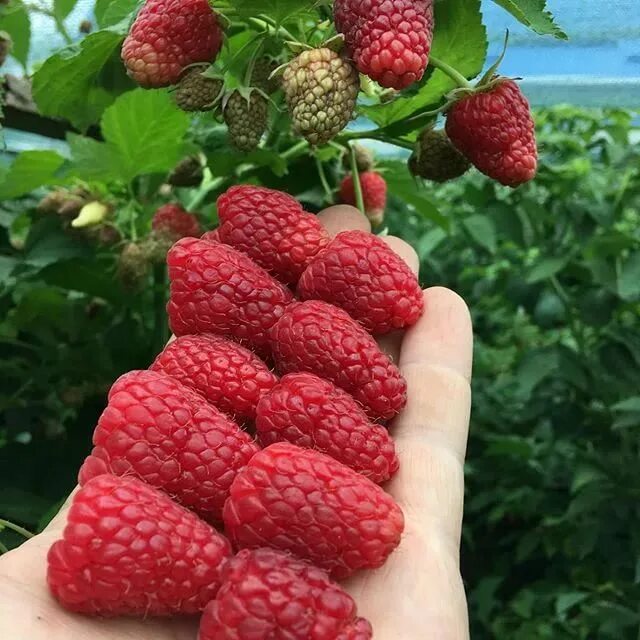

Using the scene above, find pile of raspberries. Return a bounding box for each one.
[47,185,425,639]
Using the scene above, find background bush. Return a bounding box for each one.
[1,104,639,638]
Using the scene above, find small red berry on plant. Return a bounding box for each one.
[340,171,387,227]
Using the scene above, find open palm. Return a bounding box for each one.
[0,206,473,640]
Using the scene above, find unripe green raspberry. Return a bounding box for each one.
[409,128,470,183]
[118,243,150,290]
[223,89,269,152]
[282,48,359,146]
[174,67,223,112]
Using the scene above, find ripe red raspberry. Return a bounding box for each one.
[256,372,398,483]
[445,79,538,187]
[199,548,373,640]
[201,228,221,243]
[78,370,259,522]
[270,300,406,421]
[217,185,330,286]
[339,172,387,226]
[167,238,293,353]
[47,474,231,615]
[151,334,278,422]
[122,0,223,88]
[223,443,404,578]
[152,203,201,240]
[334,0,434,89]
[298,230,424,335]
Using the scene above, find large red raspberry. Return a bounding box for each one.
[122,0,223,88]
[334,0,434,89]
[152,203,201,240]
[298,230,424,335]
[223,443,404,578]
[270,300,407,421]
[199,548,373,639]
[339,171,387,226]
[78,370,259,522]
[47,475,231,615]
[445,79,538,187]
[167,238,293,353]
[151,334,278,422]
[217,185,330,286]
[256,372,398,483]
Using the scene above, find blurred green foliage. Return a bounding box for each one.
[1,105,639,638]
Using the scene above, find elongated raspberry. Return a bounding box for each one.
[199,548,373,639]
[445,79,537,187]
[78,370,259,522]
[217,185,329,285]
[409,127,471,182]
[122,0,223,88]
[270,300,406,421]
[47,475,231,615]
[223,443,404,578]
[339,171,387,226]
[282,48,359,145]
[256,372,398,483]
[167,238,293,353]
[152,203,201,240]
[335,0,434,89]
[151,334,278,422]
[298,230,424,334]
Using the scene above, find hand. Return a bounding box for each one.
[0,205,473,640]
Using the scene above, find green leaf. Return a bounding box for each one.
[0,255,19,282]
[0,151,66,199]
[612,396,640,412]
[515,349,558,400]
[229,0,314,22]
[381,161,448,229]
[54,0,77,21]
[490,0,568,39]
[95,0,139,28]
[0,1,30,68]
[99,89,190,183]
[618,251,640,301]
[555,592,588,617]
[32,30,126,130]
[362,0,487,128]
[67,133,121,182]
[463,214,496,253]
[525,255,570,283]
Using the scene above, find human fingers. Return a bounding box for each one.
[316,204,371,236]
[389,286,473,545]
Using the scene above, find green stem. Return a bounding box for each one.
[349,144,365,214]
[187,176,224,212]
[0,519,34,539]
[0,541,8,555]
[315,155,333,202]
[53,15,73,45]
[428,56,472,89]
[281,139,308,161]
[249,16,297,43]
